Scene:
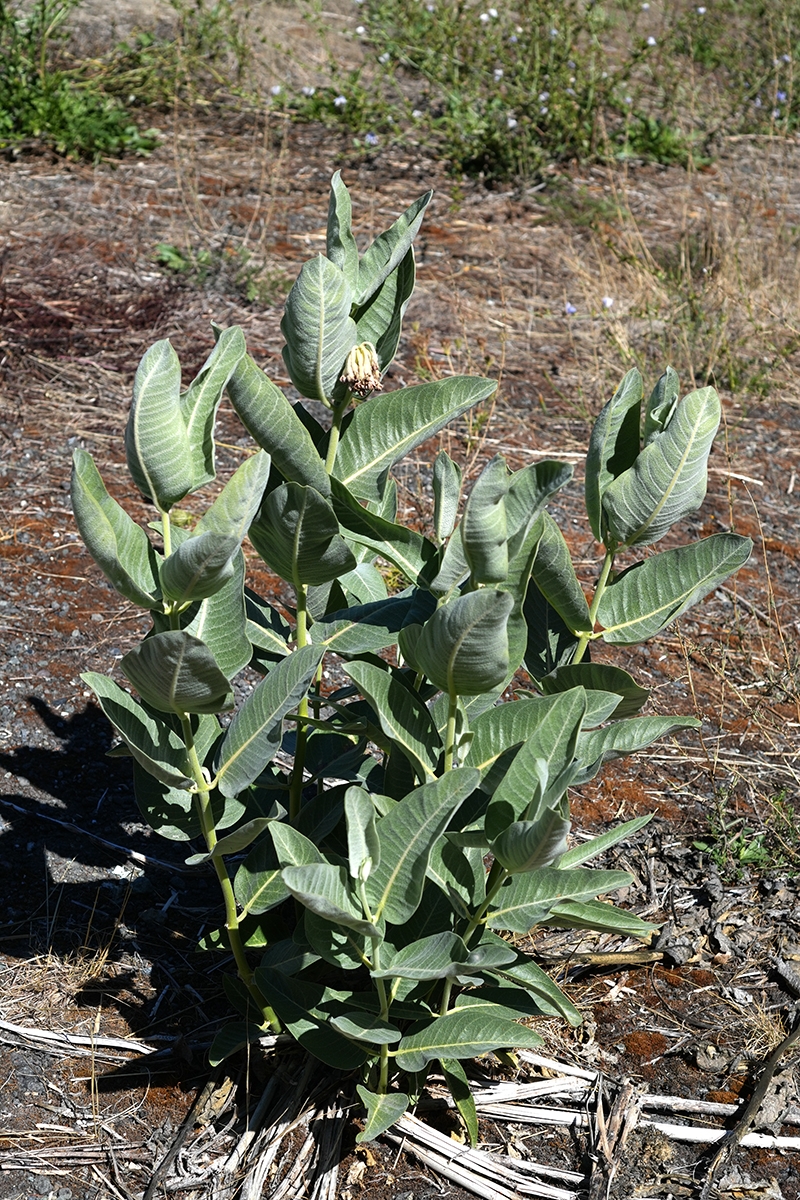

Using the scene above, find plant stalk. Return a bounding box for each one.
[325,395,351,475]
[443,691,459,772]
[289,582,310,822]
[180,715,280,1032]
[573,546,615,665]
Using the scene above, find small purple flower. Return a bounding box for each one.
[778,91,787,102]
[507,116,517,129]
[334,95,347,108]
[270,84,282,96]
[565,302,577,315]
[494,68,504,81]
[301,86,316,96]
[784,54,792,63]
[602,296,614,309]
[697,5,706,12]
[364,132,379,145]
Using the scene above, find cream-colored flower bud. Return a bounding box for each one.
[340,341,382,398]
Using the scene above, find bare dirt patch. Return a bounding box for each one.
[1,114,799,1198]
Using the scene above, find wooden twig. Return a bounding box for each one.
[387,1111,582,1199]
[588,1078,642,1200]
[697,1013,800,1200]
[143,1067,223,1200]
[0,1018,157,1056]
[0,796,195,874]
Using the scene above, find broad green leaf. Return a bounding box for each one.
[491,807,571,875]
[486,867,632,933]
[209,1020,264,1067]
[395,933,516,979]
[181,325,246,489]
[71,449,161,609]
[467,695,561,788]
[252,971,368,1069]
[82,672,192,787]
[355,1087,409,1143]
[584,367,643,542]
[270,821,324,868]
[345,660,441,782]
[559,814,653,869]
[133,760,196,841]
[433,450,463,544]
[333,1012,402,1045]
[539,663,649,719]
[406,589,513,697]
[125,339,194,511]
[505,460,574,558]
[186,815,279,865]
[245,587,291,661]
[522,574,581,682]
[214,644,324,797]
[121,631,232,715]
[395,1005,543,1071]
[372,932,469,981]
[250,482,356,588]
[326,171,359,291]
[345,786,381,881]
[597,533,752,643]
[132,711,220,840]
[305,910,369,970]
[235,837,289,916]
[366,768,479,924]
[497,509,549,688]
[542,898,658,939]
[195,450,271,541]
[353,246,416,371]
[179,550,251,679]
[356,189,432,304]
[313,594,415,656]
[485,689,586,838]
[159,530,240,606]
[426,840,486,911]
[331,477,437,585]
[429,523,468,598]
[529,513,592,633]
[225,353,331,496]
[440,1059,479,1148]
[259,939,320,976]
[602,386,721,547]
[574,716,699,783]
[338,562,388,605]
[281,255,357,403]
[643,365,680,446]
[485,938,582,1025]
[461,455,510,585]
[334,376,496,503]
[281,863,381,936]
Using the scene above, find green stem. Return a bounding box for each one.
[289,582,310,823]
[573,546,615,665]
[443,692,459,773]
[180,715,280,1033]
[325,396,350,475]
[161,509,172,559]
[462,859,509,948]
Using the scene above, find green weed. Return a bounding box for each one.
[155,241,289,306]
[0,0,158,159]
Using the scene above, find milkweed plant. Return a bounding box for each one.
[71,173,751,1143]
